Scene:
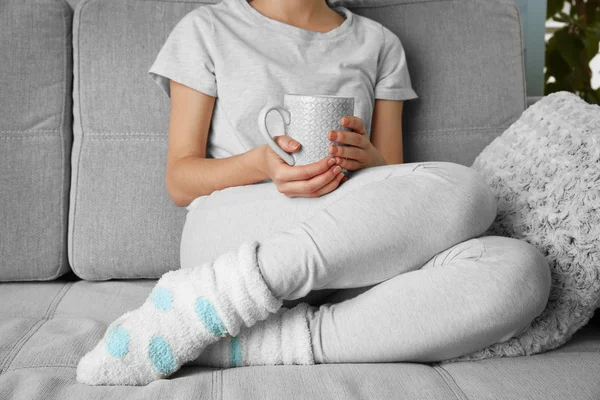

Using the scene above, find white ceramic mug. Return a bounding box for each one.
[258,94,355,167]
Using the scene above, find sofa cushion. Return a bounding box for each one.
[68,0,204,280]
[69,0,526,280]
[328,0,527,164]
[0,278,599,399]
[0,0,73,282]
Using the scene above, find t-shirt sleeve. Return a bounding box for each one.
[374,25,418,101]
[148,8,218,98]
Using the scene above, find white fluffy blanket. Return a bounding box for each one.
[438,91,600,364]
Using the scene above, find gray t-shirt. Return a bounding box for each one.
[148,0,418,160]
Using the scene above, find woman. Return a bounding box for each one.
[76,0,552,386]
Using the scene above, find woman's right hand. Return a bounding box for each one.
[259,136,346,198]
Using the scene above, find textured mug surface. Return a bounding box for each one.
[257,94,354,170]
[284,94,354,166]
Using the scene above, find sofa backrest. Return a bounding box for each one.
[1,0,527,281]
[331,0,527,164]
[0,0,73,281]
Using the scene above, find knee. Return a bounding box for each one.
[436,162,498,233]
[461,164,497,220]
[499,237,552,318]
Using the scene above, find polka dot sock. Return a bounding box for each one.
[187,302,315,368]
[76,240,283,386]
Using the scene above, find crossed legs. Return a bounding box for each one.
[252,162,551,363]
[77,161,553,385]
[183,161,551,364]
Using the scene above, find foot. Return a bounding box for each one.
[76,241,283,386]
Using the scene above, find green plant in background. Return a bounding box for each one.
[546,0,600,104]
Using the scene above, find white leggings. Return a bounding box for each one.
[180,162,551,363]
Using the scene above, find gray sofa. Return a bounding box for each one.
[1,0,599,398]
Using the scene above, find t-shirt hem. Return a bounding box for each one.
[374,87,418,101]
[148,67,218,98]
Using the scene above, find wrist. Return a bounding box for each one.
[246,145,269,181]
[376,155,388,167]
[369,145,388,167]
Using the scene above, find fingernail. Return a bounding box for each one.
[328,158,336,166]
[290,140,299,148]
[333,166,341,173]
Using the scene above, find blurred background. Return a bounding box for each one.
[517,0,599,105]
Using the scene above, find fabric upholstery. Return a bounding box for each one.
[69,0,527,280]
[1,277,599,399]
[2,0,598,398]
[0,0,73,281]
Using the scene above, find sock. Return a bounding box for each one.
[188,302,315,368]
[76,240,283,386]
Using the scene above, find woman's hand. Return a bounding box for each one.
[258,137,346,198]
[328,116,388,172]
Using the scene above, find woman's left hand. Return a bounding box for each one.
[327,116,388,179]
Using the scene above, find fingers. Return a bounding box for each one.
[334,156,362,171]
[339,116,367,135]
[327,116,369,167]
[274,135,301,152]
[279,165,344,197]
[328,143,363,161]
[275,156,335,182]
[309,170,346,198]
[328,129,367,148]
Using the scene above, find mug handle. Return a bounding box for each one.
[257,104,295,166]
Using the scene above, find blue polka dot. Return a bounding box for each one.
[229,336,243,367]
[151,287,173,311]
[148,335,177,374]
[105,324,130,358]
[195,297,227,337]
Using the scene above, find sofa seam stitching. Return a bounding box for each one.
[3,365,77,372]
[18,283,74,371]
[220,368,223,400]
[211,367,214,399]
[0,292,62,372]
[0,282,73,373]
[0,136,62,140]
[0,320,45,374]
[4,283,74,373]
[432,365,470,400]
[35,125,512,137]
[0,130,61,134]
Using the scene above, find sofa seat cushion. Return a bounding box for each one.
[0,277,599,399]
